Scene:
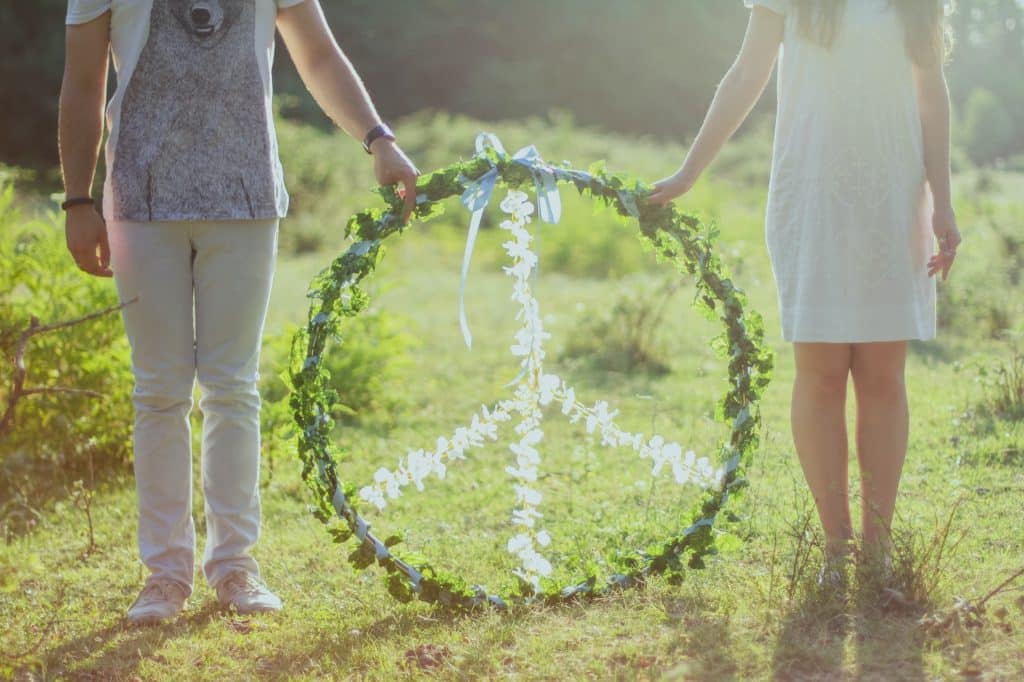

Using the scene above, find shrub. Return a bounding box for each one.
[975,331,1024,422]
[260,308,417,428]
[0,184,134,490]
[559,275,685,375]
[961,88,1016,166]
[936,199,1024,340]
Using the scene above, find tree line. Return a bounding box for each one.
[3,0,1022,172]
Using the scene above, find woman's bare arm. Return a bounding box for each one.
[914,60,961,280]
[649,7,785,205]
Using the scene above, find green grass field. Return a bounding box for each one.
[2,116,1023,680]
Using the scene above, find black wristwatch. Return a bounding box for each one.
[362,123,396,155]
[61,197,95,211]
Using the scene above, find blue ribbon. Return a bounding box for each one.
[458,133,564,349]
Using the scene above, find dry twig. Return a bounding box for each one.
[0,297,136,439]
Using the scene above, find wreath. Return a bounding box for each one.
[287,134,773,610]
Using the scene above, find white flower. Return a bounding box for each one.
[671,459,690,485]
[514,484,543,506]
[538,374,561,406]
[522,429,543,446]
[522,551,552,576]
[499,190,530,213]
[507,533,532,555]
[452,427,471,451]
[374,467,401,499]
[561,387,576,415]
[359,485,386,510]
[504,238,535,263]
[406,449,432,491]
[536,530,552,547]
[512,507,543,528]
[511,328,533,357]
[513,569,542,593]
[505,260,534,281]
[696,457,714,484]
[505,464,538,481]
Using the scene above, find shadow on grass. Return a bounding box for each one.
[32,602,223,680]
[243,605,484,678]
[850,583,928,681]
[771,582,849,681]
[769,580,928,681]
[658,593,738,680]
[0,463,134,543]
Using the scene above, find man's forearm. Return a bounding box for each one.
[299,48,383,142]
[59,77,107,198]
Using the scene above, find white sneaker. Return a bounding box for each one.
[127,579,189,625]
[215,570,283,614]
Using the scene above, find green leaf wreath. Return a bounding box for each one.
[287,136,773,610]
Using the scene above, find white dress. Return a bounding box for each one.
[746,0,947,342]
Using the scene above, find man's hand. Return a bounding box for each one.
[276,2,421,223]
[372,139,420,224]
[65,206,112,278]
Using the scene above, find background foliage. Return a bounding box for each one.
[1,104,1023,677]
[5,0,1024,173]
[2,1,1023,676]
[0,183,134,530]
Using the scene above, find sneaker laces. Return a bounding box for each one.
[135,579,182,605]
[221,572,265,598]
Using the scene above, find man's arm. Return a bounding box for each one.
[276,0,419,221]
[59,14,112,278]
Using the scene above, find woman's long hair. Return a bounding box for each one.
[793,0,953,66]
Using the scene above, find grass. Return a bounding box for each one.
[3,116,1024,680]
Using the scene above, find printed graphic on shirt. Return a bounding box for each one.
[112,1,276,220]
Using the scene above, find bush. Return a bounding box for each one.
[260,308,417,428]
[975,330,1024,422]
[0,184,134,489]
[936,198,1024,340]
[560,275,685,375]
[961,88,1016,166]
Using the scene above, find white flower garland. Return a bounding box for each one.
[360,189,724,590]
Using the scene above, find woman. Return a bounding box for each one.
[649,0,961,580]
[60,0,418,624]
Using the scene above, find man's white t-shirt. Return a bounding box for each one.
[66,0,305,222]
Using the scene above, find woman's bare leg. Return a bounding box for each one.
[850,341,909,560]
[792,342,855,559]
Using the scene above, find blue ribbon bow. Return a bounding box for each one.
[457,133,564,349]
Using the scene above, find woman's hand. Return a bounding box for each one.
[65,206,112,278]
[648,171,695,207]
[372,139,420,223]
[927,204,961,281]
[647,7,783,209]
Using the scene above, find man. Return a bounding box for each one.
[59,0,418,625]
